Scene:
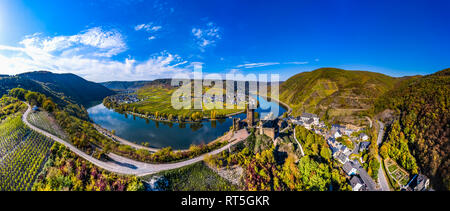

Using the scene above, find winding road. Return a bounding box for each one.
[376,120,390,191]
[22,103,249,176]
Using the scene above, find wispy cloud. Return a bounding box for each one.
[135,22,162,40]
[234,61,309,69]
[192,22,221,51]
[236,62,280,69]
[135,23,162,32]
[0,27,190,82]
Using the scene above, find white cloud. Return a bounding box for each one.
[0,27,190,82]
[135,23,162,32]
[236,62,280,69]
[192,22,221,51]
[135,23,162,41]
[18,27,127,58]
[234,61,309,70]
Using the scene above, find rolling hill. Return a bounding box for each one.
[0,76,70,106]
[0,71,115,107]
[19,71,115,106]
[280,67,449,190]
[280,68,403,125]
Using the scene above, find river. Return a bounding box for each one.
[87,95,286,150]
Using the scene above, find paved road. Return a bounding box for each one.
[22,103,249,176]
[376,120,390,191]
[365,116,373,128]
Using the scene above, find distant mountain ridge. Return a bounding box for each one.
[101,79,173,90]
[0,71,115,107]
[101,81,153,90]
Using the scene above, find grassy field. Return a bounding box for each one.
[128,85,243,119]
[142,161,238,191]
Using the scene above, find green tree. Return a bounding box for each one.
[320,145,332,160]
[8,88,28,100]
[43,99,56,112]
[25,92,39,106]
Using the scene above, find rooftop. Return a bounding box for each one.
[349,176,368,191]
[354,162,377,191]
[301,112,318,118]
[343,161,355,173]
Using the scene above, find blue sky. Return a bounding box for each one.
[0,0,449,82]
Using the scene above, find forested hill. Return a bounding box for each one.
[101,81,153,90]
[11,71,115,106]
[101,79,172,90]
[279,68,402,126]
[0,76,70,107]
[375,68,450,190]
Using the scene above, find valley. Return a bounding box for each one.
[0,68,448,191]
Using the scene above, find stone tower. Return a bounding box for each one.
[232,118,241,131]
[246,103,254,127]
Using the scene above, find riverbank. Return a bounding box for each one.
[24,101,251,175]
[88,95,286,150]
[255,93,292,115]
[94,122,233,154]
[112,107,242,124]
[93,123,159,152]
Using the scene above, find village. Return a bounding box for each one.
[232,105,430,191]
[107,91,430,191]
[106,94,141,104]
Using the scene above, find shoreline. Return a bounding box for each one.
[24,101,251,175]
[88,94,289,152]
[107,106,244,124]
[254,94,292,115]
[93,122,233,153]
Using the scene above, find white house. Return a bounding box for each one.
[333,130,342,139]
[359,133,369,141]
[350,176,366,191]
[300,113,319,125]
[303,118,314,129]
